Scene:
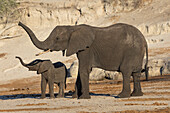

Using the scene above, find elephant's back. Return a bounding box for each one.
[53,62,67,82]
[90,23,147,71]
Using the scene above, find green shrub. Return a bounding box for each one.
[0,0,19,24]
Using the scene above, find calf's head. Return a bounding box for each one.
[16,56,52,74]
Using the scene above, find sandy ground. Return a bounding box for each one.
[0,75,169,113]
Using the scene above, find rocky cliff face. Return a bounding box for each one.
[19,0,170,36]
[18,0,152,27]
[2,0,169,38]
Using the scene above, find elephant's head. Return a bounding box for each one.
[18,22,95,56]
[16,56,52,74]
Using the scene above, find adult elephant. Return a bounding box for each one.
[18,22,148,99]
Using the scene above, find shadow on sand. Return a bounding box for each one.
[0,91,118,100]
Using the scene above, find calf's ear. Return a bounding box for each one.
[37,61,52,74]
[66,27,95,56]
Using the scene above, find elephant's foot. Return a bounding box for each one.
[78,94,91,99]
[131,90,143,96]
[117,91,130,98]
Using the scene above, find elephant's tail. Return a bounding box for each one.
[143,44,149,81]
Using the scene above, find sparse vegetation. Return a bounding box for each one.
[0,0,19,26]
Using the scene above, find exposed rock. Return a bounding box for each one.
[89,68,106,81]
[138,22,170,37]
[102,0,152,14]
[147,38,164,44]
[2,0,170,37]
[16,0,154,28]
[105,71,122,80]
[69,60,122,81]
[69,58,170,81]
[148,59,170,76]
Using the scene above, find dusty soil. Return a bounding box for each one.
[0,75,169,113]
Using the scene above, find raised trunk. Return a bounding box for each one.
[16,56,28,67]
[18,22,47,50]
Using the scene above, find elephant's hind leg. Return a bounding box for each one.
[131,72,143,96]
[78,70,91,99]
[117,70,132,98]
[57,82,65,98]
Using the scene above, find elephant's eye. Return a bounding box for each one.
[56,37,59,40]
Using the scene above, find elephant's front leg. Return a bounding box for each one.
[57,82,65,98]
[41,75,47,99]
[77,64,91,99]
[75,51,92,99]
[48,80,55,99]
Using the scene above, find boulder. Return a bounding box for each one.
[148,59,170,76]
[69,60,122,81]
[89,68,106,81]
[105,71,122,80]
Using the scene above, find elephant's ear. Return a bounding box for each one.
[66,27,95,56]
[37,60,52,74]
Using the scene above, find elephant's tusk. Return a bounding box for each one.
[35,49,51,56]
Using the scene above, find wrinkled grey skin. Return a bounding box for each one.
[18,22,148,99]
[16,56,67,99]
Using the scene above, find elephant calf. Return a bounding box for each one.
[16,56,67,99]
